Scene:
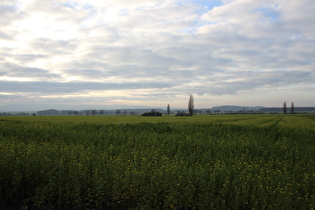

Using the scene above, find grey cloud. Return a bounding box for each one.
[0,31,13,40]
[0,1,23,41]
[23,0,93,23]
[100,3,199,35]
[0,0,23,26]
[165,69,314,97]
[85,26,120,44]
[0,63,60,79]
[84,35,229,72]
[0,94,27,100]
[201,70,313,95]
[193,23,315,71]
[29,39,79,55]
[0,81,174,94]
[13,54,47,63]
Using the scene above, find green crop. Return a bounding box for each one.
[0,115,314,209]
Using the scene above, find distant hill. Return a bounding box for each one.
[260,107,315,112]
[210,106,315,113]
[211,105,264,111]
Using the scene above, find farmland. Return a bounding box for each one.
[0,114,315,209]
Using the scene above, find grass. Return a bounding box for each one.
[0,114,315,209]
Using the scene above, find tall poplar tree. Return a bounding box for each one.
[291,102,294,114]
[188,95,194,116]
[283,102,287,114]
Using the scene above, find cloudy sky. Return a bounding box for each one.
[1,0,314,111]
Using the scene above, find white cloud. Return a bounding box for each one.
[0,0,314,110]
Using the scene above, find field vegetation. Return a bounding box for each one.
[0,114,315,209]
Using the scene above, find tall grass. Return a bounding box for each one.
[0,115,314,209]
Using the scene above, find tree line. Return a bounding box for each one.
[3,97,310,117]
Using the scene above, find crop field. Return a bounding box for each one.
[0,114,315,209]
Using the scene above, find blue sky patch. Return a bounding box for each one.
[193,0,223,10]
[255,7,280,22]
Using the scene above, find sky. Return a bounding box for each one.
[1,0,315,111]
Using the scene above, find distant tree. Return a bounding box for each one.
[68,111,73,115]
[115,110,121,116]
[167,104,170,115]
[206,109,211,115]
[99,110,104,115]
[141,110,162,116]
[291,102,294,114]
[91,110,97,115]
[85,110,90,116]
[73,111,79,116]
[188,94,194,116]
[283,102,287,114]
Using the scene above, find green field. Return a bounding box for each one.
[1,115,315,209]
